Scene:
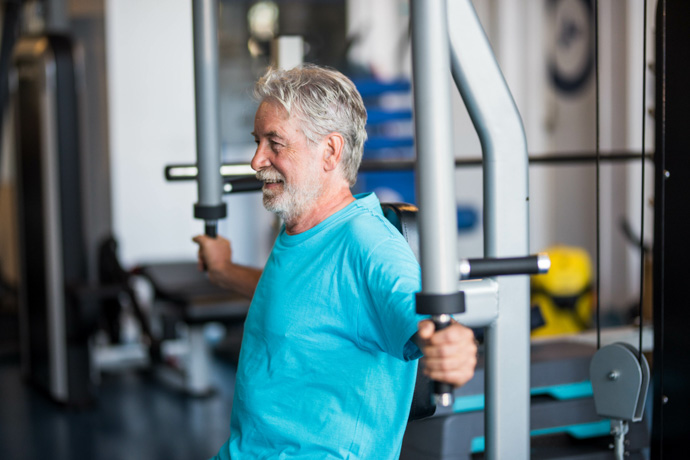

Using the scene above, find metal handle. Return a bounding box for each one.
[201,220,217,272]
[223,177,263,194]
[458,253,550,280]
[431,314,455,407]
[205,220,217,238]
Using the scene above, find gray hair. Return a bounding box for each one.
[253,64,368,187]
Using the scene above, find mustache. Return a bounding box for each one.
[256,169,285,182]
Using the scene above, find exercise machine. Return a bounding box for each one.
[11,4,94,405]
[405,1,650,459]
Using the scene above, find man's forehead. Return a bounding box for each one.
[257,99,290,119]
[253,100,299,136]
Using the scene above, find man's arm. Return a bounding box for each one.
[416,319,477,388]
[192,235,263,299]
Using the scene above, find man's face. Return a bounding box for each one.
[251,100,324,222]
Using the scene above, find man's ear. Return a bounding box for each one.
[322,132,345,172]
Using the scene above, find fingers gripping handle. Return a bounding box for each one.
[416,292,465,407]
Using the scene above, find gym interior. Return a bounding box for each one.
[0,0,687,459]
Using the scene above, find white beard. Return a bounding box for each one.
[257,169,322,223]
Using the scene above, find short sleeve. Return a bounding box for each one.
[358,235,424,361]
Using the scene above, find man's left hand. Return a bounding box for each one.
[417,319,477,388]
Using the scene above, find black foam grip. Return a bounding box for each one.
[432,318,454,401]
[434,381,454,400]
[202,222,217,271]
[465,255,542,278]
[205,222,217,238]
[224,177,263,193]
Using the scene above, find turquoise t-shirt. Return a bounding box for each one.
[214,193,423,460]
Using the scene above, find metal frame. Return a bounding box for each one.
[14,33,92,405]
[410,0,459,296]
[411,1,531,458]
[192,0,226,234]
[652,0,690,457]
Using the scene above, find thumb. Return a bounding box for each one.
[417,319,435,340]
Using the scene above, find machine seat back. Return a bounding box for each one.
[381,203,436,421]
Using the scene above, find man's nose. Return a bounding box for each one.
[251,142,271,171]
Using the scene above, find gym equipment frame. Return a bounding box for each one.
[410,1,533,458]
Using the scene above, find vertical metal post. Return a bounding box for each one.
[192,0,226,235]
[447,1,531,458]
[410,0,464,407]
[187,325,212,395]
[410,0,458,294]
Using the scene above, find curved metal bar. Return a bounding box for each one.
[447,1,531,458]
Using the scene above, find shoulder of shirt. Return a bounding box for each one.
[336,197,420,276]
[341,201,414,254]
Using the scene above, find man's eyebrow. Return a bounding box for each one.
[252,130,284,140]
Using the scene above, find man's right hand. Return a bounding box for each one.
[192,234,233,275]
[192,235,263,298]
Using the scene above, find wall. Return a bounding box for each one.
[104,0,272,269]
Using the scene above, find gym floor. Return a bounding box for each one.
[0,350,237,460]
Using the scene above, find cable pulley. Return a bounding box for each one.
[589,1,651,459]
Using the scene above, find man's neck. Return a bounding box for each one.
[284,187,355,235]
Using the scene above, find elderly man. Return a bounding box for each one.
[194,65,477,460]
